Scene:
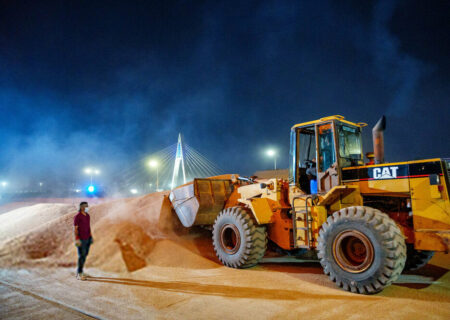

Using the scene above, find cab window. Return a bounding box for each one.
[298,126,316,168]
[317,123,335,172]
[338,124,363,167]
[290,126,316,193]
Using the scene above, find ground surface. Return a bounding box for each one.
[0,196,449,320]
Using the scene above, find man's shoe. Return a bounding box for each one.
[76,273,86,281]
[81,272,90,278]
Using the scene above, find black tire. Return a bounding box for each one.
[404,244,434,271]
[317,206,406,294]
[212,207,267,268]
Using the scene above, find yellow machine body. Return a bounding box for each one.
[236,116,450,253]
[342,159,450,251]
[170,115,450,253]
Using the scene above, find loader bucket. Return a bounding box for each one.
[169,178,233,227]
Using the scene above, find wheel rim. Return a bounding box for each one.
[333,230,374,273]
[220,224,241,254]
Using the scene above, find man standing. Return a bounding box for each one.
[306,159,318,194]
[74,201,93,280]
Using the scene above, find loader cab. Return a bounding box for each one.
[289,115,365,194]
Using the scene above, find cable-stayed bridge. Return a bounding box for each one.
[120,134,222,194]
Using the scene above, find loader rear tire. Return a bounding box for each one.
[404,244,434,271]
[212,207,267,268]
[317,206,406,294]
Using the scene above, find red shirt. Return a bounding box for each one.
[74,212,91,240]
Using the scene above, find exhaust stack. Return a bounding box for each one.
[372,116,386,164]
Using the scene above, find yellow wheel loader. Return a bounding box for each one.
[169,115,450,294]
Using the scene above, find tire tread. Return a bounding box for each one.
[317,206,406,294]
[213,207,267,269]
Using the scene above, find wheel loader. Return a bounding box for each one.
[169,115,450,294]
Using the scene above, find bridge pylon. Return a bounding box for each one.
[171,133,187,189]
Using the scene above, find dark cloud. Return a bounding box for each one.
[371,0,427,116]
[0,0,448,192]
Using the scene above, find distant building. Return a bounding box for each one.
[253,169,289,180]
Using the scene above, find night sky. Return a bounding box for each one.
[0,0,449,191]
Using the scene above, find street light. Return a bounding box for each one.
[130,188,138,195]
[148,160,159,191]
[266,149,277,170]
[83,167,100,185]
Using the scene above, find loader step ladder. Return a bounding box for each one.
[292,196,313,249]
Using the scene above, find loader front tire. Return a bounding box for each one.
[212,207,267,268]
[317,206,406,294]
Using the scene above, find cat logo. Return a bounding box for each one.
[373,166,399,179]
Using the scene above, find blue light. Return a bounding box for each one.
[87,185,95,193]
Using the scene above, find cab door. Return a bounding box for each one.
[289,126,316,194]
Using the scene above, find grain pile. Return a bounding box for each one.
[0,192,216,273]
[0,194,449,320]
[0,204,75,242]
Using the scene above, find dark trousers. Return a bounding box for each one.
[77,238,92,274]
